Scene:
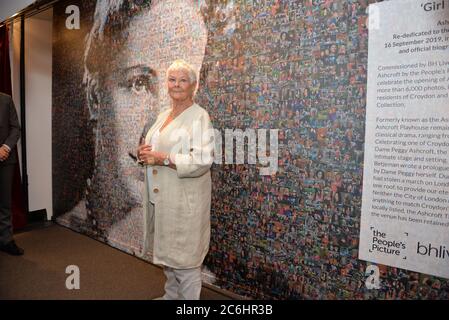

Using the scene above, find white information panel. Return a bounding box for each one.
[360,0,449,279]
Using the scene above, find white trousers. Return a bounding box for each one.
[162,266,202,300]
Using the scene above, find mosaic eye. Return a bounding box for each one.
[129,74,154,95]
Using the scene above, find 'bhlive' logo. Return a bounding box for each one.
[417,242,449,259]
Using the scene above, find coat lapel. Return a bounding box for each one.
[145,109,170,144]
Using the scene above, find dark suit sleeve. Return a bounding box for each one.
[4,97,21,149]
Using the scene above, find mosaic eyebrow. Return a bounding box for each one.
[122,64,157,77]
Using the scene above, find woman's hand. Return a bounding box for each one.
[137,144,166,166]
[137,144,153,165]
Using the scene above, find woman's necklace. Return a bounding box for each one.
[162,107,183,130]
[169,109,179,119]
[170,103,191,119]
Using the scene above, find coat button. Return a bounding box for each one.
[153,188,159,193]
[152,169,158,175]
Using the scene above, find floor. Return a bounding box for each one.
[0,223,232,300]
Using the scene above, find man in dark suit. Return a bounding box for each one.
[0,92,24,255]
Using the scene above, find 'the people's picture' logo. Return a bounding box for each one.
[368,227,407,259]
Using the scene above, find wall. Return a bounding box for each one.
[9,19,22,170]
[25,9,53,219]
[8,8,54,220]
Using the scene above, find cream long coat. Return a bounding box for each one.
[140,104,214,269]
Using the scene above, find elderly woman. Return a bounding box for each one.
[137,59,214,300]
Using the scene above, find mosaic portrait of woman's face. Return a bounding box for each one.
[92,0,207,218]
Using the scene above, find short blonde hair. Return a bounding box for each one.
[166,59,197,84]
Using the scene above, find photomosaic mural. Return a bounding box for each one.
[53,0,449,299]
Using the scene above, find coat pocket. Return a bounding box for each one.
[181,183,195,217]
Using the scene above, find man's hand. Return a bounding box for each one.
[0,145,10,161]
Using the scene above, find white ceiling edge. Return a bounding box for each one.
[0,0,36,23]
